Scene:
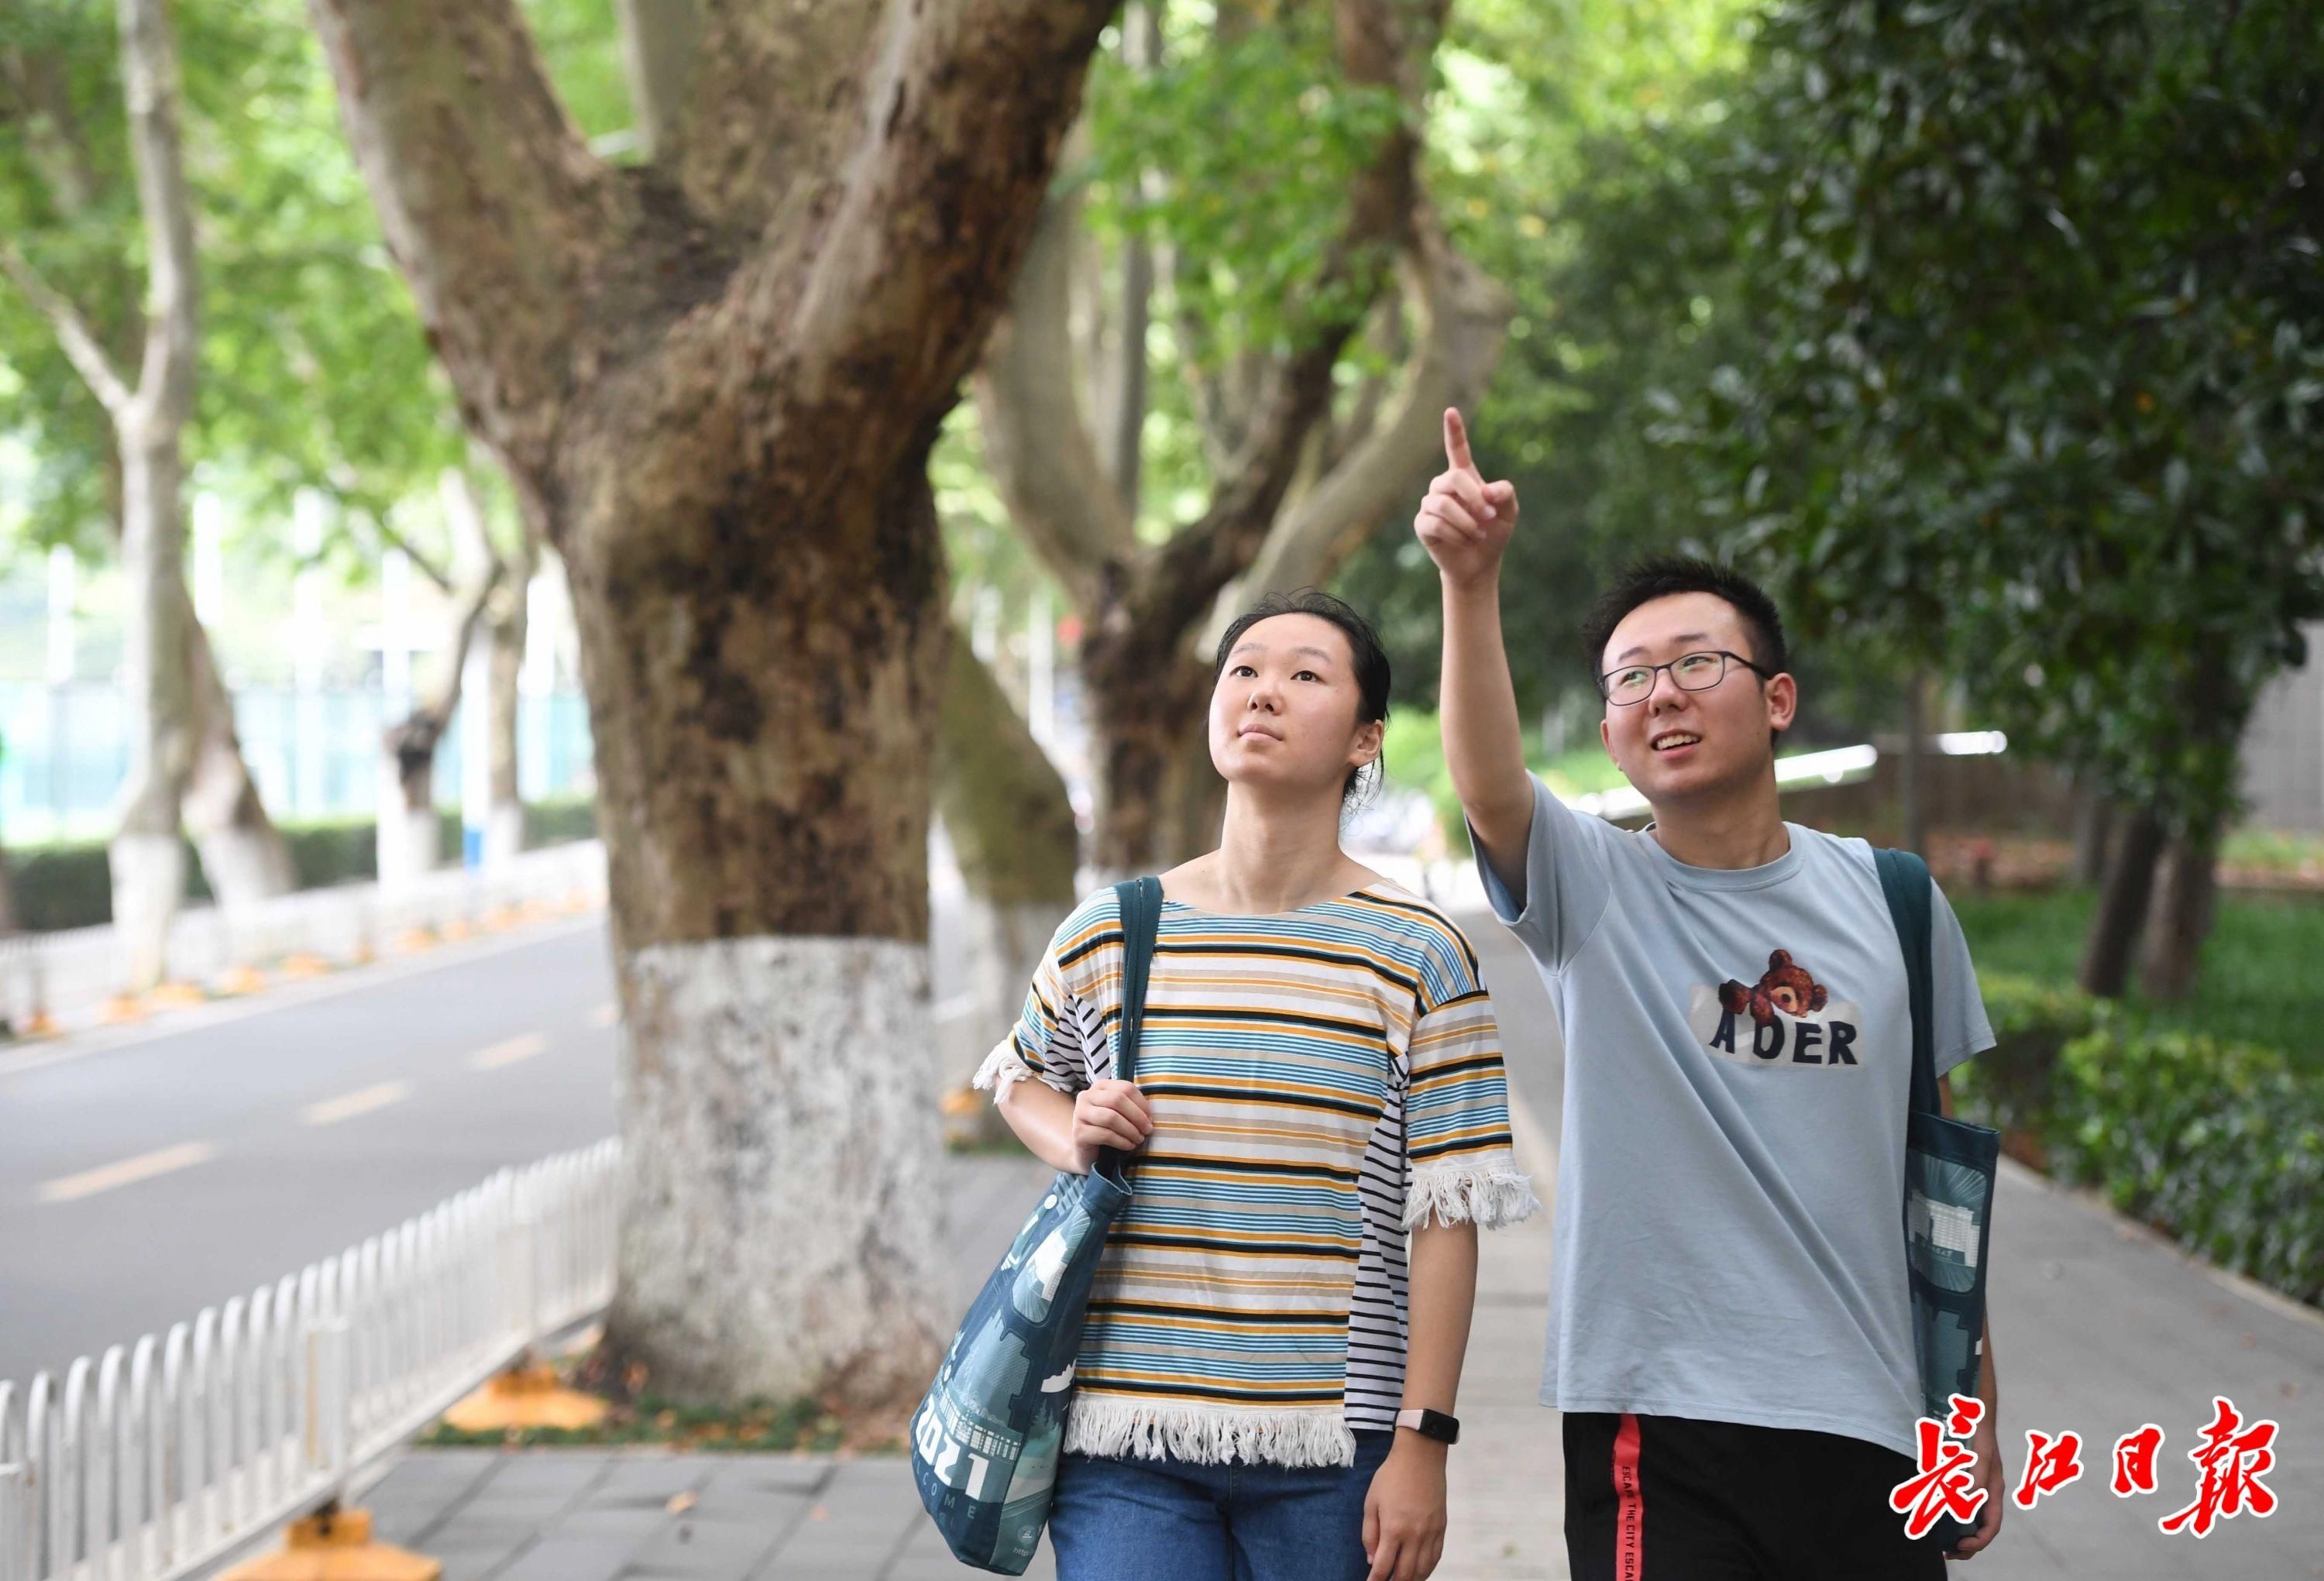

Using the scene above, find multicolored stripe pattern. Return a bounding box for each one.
[982,881,1531,1454]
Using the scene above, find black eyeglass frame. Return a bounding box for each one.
[1597,648,1776,706]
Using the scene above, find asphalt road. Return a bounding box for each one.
[0,917,621,1386]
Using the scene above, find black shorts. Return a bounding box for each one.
[1564,1411,1948,1581]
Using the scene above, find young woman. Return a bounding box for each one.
[975,590,1538,1581]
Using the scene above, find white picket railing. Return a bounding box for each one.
[0,1138,620,1581]
[0,841,608,1039]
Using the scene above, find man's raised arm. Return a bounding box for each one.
[1415,408,1535,900]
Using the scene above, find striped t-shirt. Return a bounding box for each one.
[975,879,1538,1470]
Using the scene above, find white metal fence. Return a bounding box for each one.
[0,1138,620,1581]
[0,841,608,1037]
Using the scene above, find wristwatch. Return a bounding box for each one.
[1395,1407,1460,1445]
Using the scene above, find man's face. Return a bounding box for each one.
[1597,591,1796,806]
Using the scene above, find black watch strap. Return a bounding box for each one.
[1395,1407,1460,1445]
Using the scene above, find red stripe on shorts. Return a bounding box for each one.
[1614,1412,1645,1579]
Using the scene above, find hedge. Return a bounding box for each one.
[2,792,597,933]
[1951,974,2323,1309]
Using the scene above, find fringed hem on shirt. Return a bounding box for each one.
[971,1040,1039,1102]
[1403,1161,1542,1230]
[1064,1397,1358,1469]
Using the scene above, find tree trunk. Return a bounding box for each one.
[2139,821,2220,1002]
[180,597,298,906]
[1899,668,1927,854]
[1079,641,1215,874]
[2078,803,2167,998]
[2,0,204,988]
[576,445,954,1410]
[376,731,442,892]
[933,623,1078,1141]
[483,539,533,868]
[111,420,196,992]
[1094,1,1160,514]
[2070,784,2115,888]
[311,0,1115,1410]
[104,0,203,993]
[378,531,499,894]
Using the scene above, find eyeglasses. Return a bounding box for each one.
[1599,649,1773,706]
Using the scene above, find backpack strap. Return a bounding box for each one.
[1872,847,1943,1119]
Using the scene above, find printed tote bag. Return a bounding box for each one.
[911,875,1163,1573]
[1875,847,2003,1553]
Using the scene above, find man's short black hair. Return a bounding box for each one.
[1580,555,1790,689]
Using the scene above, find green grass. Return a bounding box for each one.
[417,1393,857,1454]
[2220,825,2324,875]
[1951,888,2324,1068]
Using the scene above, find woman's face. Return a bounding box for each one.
[1208,613,1381,800]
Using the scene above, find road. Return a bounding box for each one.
[0,918,620,1386]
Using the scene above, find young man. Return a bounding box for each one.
[1414,408,2006,1577]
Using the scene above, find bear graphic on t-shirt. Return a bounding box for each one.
[1690,948,1862,1069]
[1717,949,1830,1026]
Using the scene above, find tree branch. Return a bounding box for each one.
[118,0,197,426]
[1116,0,1437,643]
[304,0,622,476]
[1243,218,1513,595]
[614,0,701,164]
[0,243,133,415]
[974,180,1139,613]
[367,504,455,593]
[1094,2,1163,513]
[725,0,1117,454]
[667,0,885,233]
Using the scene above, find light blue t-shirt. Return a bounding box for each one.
[1475,775,1993,1457]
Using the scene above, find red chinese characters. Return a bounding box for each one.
[1892,1394,1989,1541]
[2013,1429,2085,1511]
[2158,1397,2279,1538]
[2111,1423,2164,1498]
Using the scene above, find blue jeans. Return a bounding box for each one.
[1047,1430,1394,1580]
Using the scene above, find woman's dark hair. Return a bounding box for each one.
[1212,589,1392,807]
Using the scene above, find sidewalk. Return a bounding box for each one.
[306,900,2322,1581]
[270,1136,1557,1581]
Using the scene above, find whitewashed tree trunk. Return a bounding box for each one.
[617,936,947,1399]
[374,752,441,895]
[112,422,196,991]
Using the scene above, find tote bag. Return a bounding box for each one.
[910,875,1163,1573]
[1875,847,2002,1554]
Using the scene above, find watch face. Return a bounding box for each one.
[1418,1409,1459,1444]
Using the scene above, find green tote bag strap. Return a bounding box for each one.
[1095,876,1164,1189]
[1874,847,1944,1117]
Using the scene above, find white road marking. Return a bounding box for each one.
[588,1002,618,1028]
[302,1081,412,1126]
[472,1033,549,1071]
[39,1141,218,1204]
